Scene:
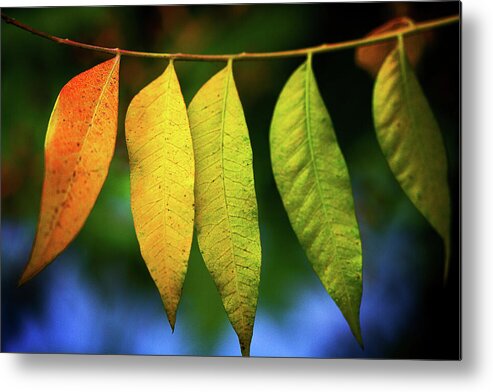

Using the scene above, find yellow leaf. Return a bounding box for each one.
[188,61,262,356]
[125,62,195,330]
[20,56,120,285]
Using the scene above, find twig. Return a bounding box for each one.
[1,13,459,62]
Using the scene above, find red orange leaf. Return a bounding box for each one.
[19,56,120,285]
[355,17,430,77]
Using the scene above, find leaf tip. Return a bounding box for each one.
[18,266,34,287]
[344,311,364,349]
[164,305,178,334]
[355,329,364,350]
[17,277,27,288]
[342,303,364,349]
[240,341,251,357]
[168,316,176,334]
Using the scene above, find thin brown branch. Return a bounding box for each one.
[1,13,459,62]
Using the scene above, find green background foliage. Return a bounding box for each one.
[1,3,460,357]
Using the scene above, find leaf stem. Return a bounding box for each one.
[307,51,313,65]
[1,13,459,62]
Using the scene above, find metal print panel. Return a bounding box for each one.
[1,2,460,359]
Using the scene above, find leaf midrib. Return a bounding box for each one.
[395,45,439,229]
[304,61,328,225]
[397,44,418,150]
[161,64,173,298]
[303,60,358,332]
[219,65,248,346]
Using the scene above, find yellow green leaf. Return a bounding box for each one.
[125,62,194,330]
[373,37,451,279]
[270,56,363,346]
[20,56,120,285]
[188,61,261,356]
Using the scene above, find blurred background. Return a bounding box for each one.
[1,2,460,358]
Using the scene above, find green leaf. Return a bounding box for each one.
[270,55,363,346]
[125,62,195,330]
[188,61,262,357]
[373,37,451,279]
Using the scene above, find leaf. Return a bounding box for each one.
[373,39,451,279]
[19,56,120,285]
[125,62,194,330]
[188,61,261,356]
[355,17,430,78]
[270,56,363,346]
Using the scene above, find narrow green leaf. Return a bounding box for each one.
[270,56,363,346]
[373,37,451,279]
[188,61,262,357]
[125,62,195,330]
